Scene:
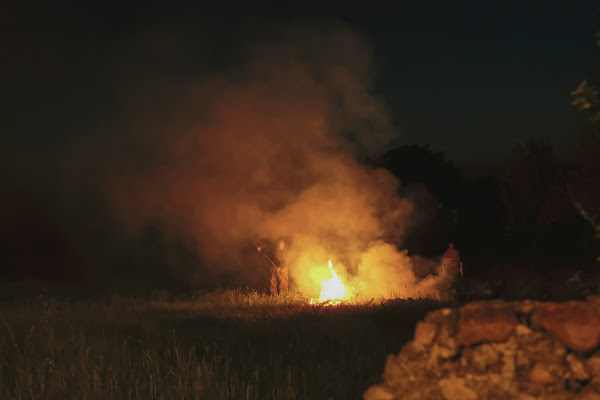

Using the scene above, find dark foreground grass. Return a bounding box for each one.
[0,283,450,400]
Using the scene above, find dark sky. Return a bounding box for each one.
[266,1,600,167]
[1,0,599,168]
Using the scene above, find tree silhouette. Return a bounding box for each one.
[570,33,600,260]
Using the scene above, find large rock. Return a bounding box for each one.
[456,301,518,346]
[438,377,477,400]
[531,301,600,352]
[364,298,600,400]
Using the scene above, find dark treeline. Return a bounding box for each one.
[373,128,600,299]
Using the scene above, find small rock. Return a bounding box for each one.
[412,321,438,350]
[514,324,536,337]
[587,355,600,384]
[457,301,518,346]
[471,343,499,371]
[515,348,532,369]
[438,377,477,400]
[531,301,600,352]
[363,384,395,400]
[441,308,453,316]
[529,362,555,384]
[438,337,458,358]
[566,353,590,381]
[426,340,459,368]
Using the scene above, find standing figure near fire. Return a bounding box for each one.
[257,240,289,296]
[439,243,460,291]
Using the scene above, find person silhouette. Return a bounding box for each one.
[257,239,289,296]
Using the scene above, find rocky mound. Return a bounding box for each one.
[364,297,600,400]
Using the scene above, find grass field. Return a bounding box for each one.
[0,282,449,400]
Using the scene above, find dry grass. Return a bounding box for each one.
[0,283,447,400]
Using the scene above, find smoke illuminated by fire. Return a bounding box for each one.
[55,21,453,300]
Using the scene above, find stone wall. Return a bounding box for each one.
[364,297,600,400]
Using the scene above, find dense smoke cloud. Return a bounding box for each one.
[85,22,446,297]
[2,18,448,296]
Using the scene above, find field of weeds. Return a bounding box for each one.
[0,282,449,400]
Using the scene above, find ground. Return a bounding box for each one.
[0,282,448,400]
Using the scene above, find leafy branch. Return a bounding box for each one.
[571,33,600,261]
[572,80,600,124]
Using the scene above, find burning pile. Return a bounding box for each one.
[299,243,460,305]
[309,260,355,305]
[100,24,457,301]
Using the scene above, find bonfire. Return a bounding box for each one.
[311,260,354,305]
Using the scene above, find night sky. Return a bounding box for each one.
[2,0,599,169]
[267,1,600,169]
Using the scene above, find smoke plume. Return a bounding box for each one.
[2,19,447,297]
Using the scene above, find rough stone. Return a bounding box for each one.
[515,337,565,371]
[567,353,590,381]
[426,342,454,368]
[457,301,518,346]
[420,309,459,367]
[531,302,600,352]
[364,299,600,400]
[588,355,600,391]
[464,343,499,372]
[412,321,437,351]
[438,377,477,400]
[529,362,555,384]
[363,385,395,400]
[500,348,516,380]
[514,324,536,337]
